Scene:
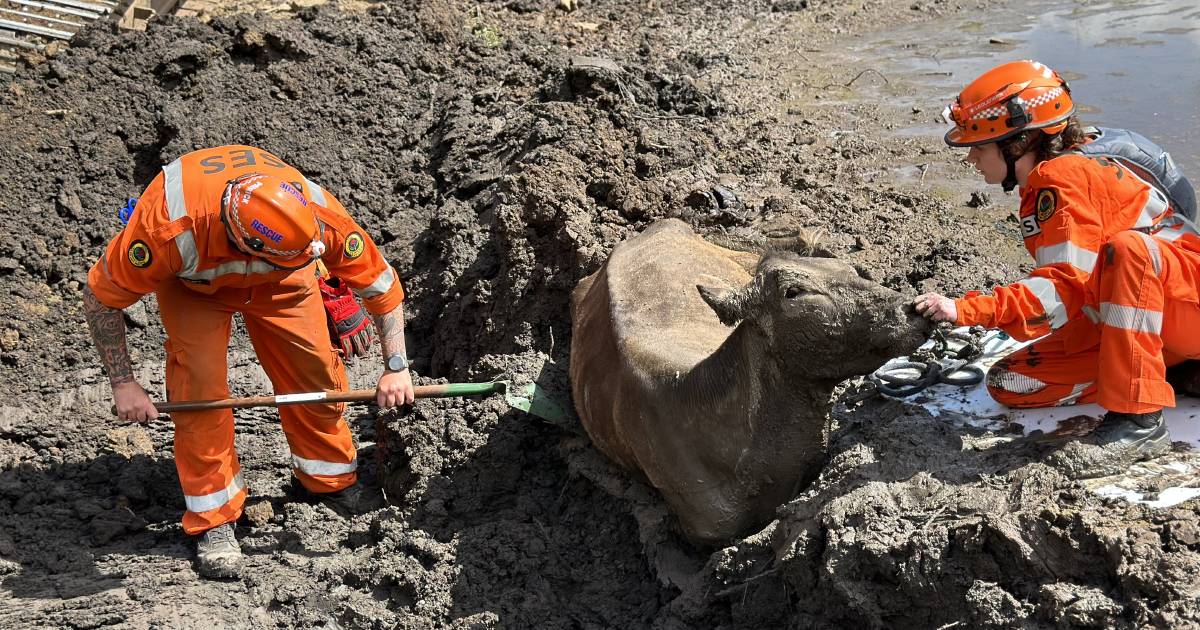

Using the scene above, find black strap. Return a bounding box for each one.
[1002,153,1019,192]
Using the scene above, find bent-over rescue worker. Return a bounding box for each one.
[82,145,416,578]
[914,61,1200,478]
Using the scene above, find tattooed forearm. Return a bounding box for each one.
[372,303,407,370]
[83,285,134,386]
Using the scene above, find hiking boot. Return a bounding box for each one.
[1047,410,1171,480]
[317,483,385,517]
[195,523,242,579]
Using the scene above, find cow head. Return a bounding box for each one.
[697,251,930,380]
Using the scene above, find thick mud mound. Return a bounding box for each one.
[3,0,1194,627]
[672,400,1200,628]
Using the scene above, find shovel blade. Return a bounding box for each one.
[503,381,574,428]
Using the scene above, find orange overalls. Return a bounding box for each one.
[87,145,405,534]
[955,154,1200,415]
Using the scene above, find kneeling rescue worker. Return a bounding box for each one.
[83,145,415,578]
[915,61,1200,478]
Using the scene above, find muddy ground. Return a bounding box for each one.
[1,0,1198,627]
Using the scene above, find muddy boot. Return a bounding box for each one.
[1047,410,1171,480]
[195,523,242,579]
[318,483,385,517]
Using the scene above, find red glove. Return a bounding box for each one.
[318,276,374,359]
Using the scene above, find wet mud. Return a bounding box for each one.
[1,0,1197,627]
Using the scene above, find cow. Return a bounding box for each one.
[569,218,930,544]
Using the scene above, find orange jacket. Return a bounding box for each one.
[88,145,404,314]
[955,154,1200,340]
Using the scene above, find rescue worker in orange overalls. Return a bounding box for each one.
[82,145,415,578]
[914,61,1200,479]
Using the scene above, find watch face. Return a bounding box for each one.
[388,355,408,371]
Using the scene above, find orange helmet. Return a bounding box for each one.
[944,60,1074,147]
[221,173,326,269]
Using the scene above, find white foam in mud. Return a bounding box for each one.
[877,327,1200,508]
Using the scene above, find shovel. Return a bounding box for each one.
[128,381,573,425]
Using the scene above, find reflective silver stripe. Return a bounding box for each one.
[1082,305,1100,324]
[292,453,357,477]
[1159,226,1186,242]
[184,472,245,514]
[1121,164,1170,229]
[1016,277,1069,330]
[990,368,1046,394]
[163,159,200,277]
[181,259,278,282]
[1034,241,1098,274]
[355,265,396,299]
[1056,381,1093,406]
[1153,213,1200,243]
[1130,231,1162,277]
[303,177,328,206]
[1136,189,1170,228]
[1099,302,1163,334]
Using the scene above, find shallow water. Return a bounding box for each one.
[860,0,1200,173]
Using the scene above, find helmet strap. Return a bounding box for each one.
[1002,154,1019,192]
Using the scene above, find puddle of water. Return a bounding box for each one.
[830,0,1200,173]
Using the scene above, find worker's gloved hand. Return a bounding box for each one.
[318,276,374,359]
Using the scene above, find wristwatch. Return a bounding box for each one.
[385,354,409,372]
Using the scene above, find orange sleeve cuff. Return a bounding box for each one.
[955,292,994,328]
[87,258,144,310]
[362,281,405,316]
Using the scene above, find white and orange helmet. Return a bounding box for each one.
[944,60,1074,147]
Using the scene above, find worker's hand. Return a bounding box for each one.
[112,380,158,423]
[377,368,415,409]
[914,292,958,323]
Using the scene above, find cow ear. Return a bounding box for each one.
[698,285,744,326]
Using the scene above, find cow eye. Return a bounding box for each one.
[785,286,804,299]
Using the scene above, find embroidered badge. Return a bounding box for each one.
[1036,188,1058,223]
[344,232,365,259]
[127,240,152,268]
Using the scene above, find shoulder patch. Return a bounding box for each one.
[344,232,365,259]
[127,240,153,268]
[1036,188,1058,223]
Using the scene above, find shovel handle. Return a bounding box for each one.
[117,382,505,414]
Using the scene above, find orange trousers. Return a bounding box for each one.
[988,231,1200,414]
[158,271,357,535]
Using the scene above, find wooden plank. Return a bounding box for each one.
[6,0,99,20]
[0,17,73,38]
[117,0,152,30]
[0,7,85,28]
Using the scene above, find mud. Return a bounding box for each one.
[1,0,1196,627]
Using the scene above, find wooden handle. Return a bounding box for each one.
[113,382,506,415]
